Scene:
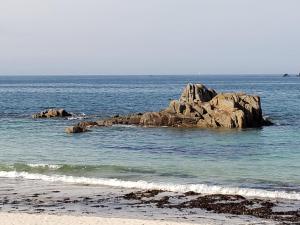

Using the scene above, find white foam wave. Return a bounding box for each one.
[0,171,300,200]
[67,113,87,120]
[112,124,137,128]
[27,164,62,169]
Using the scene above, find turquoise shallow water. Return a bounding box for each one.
[0,75,299,198]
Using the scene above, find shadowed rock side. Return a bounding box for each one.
[66,83,272,133]
[32,108,72,119]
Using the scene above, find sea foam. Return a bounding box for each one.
[0,171,300,200]
[27,164,62,169]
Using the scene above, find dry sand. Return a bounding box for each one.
[0,213,203,225]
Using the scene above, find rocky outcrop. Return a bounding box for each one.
[163,84,265,128]
[66,83,271,132]
[32,108,72,118]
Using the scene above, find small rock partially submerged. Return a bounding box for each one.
[32,108,72,119]
[66,83,273,133]
[64,121,98,134]
[65,125,88,134]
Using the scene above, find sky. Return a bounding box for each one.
[0,0,299,75]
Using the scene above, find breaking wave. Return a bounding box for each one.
[67,113,87,120]
[0,170,300,200]
[0,163,155,174]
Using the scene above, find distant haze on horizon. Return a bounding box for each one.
[0,0,299,76]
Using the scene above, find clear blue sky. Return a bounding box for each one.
[0,0,299,75]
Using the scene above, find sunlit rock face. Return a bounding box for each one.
[164,83,263,128]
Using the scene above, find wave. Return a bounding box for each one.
[0,163,156,174]
[26,163,62,169]
[0,171,299,200]
[67,113,87,120]
[112,124,138,128]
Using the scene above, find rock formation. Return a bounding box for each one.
[66,83,271,133]
[32,109,72,118]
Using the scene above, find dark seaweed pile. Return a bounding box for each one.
[124,190,300,224]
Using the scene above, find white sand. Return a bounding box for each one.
[0,213,207,225]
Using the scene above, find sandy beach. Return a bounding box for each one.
[1,178,294,225]
[0,213,200,225]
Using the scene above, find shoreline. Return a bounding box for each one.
[1,170,299,200]
[1,178,298,224]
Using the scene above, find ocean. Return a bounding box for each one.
[0,75,299,201]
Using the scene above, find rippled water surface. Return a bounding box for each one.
[0,75,299,198]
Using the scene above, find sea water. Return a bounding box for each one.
[0,75,299,200]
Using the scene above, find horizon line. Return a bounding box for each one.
[0,73,294,77]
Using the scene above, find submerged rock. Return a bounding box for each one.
[67,83,272,131]
[32,108,72,118]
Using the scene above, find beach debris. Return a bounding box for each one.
[70,83,272,131]
[124,190,163,200]
[1,188,299,223]
[122,190,300,223]
[32,108,72,119]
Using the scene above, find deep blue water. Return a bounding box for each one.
[0,75,299,198]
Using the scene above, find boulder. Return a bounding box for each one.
[207,93,263,128]
[65,125,87,134]
[140,112,163,126]
[32,108,72,118]
[179,83,217,104]
[96,113,143,127]
[163,84,266,128]
[77,121,98,128]
[96,119,114,127]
